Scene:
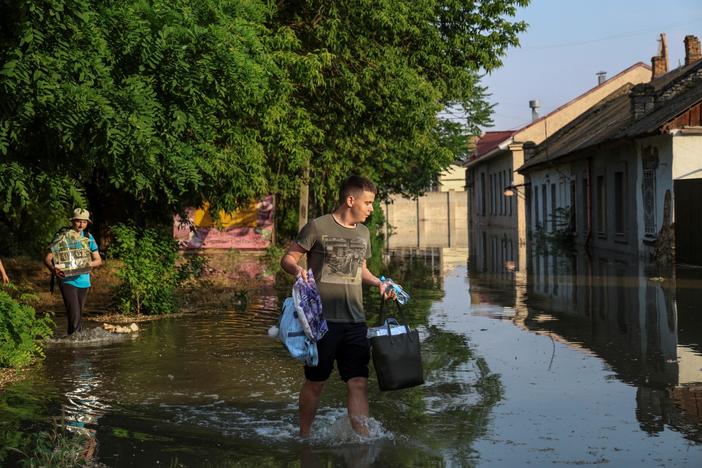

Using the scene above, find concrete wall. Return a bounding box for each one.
[383,191,468,249]
[672,134,702,180]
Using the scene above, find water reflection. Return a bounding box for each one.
[1,250,501,467]
[468,227,702,442]
[4,241,700,465]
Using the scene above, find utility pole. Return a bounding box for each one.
[298,166,309,232]
[298,165,309,269]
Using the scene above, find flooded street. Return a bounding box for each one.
[1,247,702,466]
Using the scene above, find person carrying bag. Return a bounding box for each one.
[368,291,424,391]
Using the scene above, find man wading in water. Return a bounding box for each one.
[281,176,392,437]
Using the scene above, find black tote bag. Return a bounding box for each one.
[370,296,424,391]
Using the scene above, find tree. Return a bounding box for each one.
[267,0,528,222]
[0,0,528,250]
[0,0,279,250]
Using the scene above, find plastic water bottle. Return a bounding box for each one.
[379,276,411,305]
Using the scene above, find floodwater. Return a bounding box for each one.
[1,247,702,467]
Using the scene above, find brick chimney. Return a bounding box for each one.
[651,33,668,79]
[684,35,702,66]
[630,83,656,120]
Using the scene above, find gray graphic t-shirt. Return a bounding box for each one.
[296,214,371,323]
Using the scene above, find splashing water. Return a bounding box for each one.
[45,327,138,346]
[308,408,394,445]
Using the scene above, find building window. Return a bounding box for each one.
[541,184,547,229]
[492,173,496,216]
[495,173,502,215]
[503,171,507,215]
[582,177,588,236]
[497,171,505,215]
[534,185,540,228]
[551,183,557,232]
[488,174,495,215]
[570,180,576,233]
[480,172,486,216]
[509,168,514,217]
[643,168,656,235]
[596,175,606,235]
[614,171,625,236]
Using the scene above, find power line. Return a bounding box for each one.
[520,17,702,51]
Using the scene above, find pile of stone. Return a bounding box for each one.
[102,322,139,334]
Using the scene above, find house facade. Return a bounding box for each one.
[466,62,652,249]
[519,35,702,264]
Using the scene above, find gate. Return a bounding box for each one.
[674,179,702,265]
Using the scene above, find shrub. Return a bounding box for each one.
[6,415,92,467]
[110,224,180,315]
[176,253,208,284]
[0,287,54,368]
[262,244,284,275]
[533,206,575,254]
[110,224,207,315]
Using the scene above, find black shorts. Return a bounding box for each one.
[304,322,370,382]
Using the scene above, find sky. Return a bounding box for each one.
[479,0,702,131]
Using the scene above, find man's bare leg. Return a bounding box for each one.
[347,377,369,436]
[299,379,325,437]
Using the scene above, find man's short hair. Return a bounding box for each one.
[339,176,377,205]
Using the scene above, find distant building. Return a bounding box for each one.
[466,62,652,252]
[437,164,466,191]
[518,34,702,265]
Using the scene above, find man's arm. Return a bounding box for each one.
[361,259,393,298]
[280,242,308,282]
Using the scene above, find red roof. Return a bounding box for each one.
[473,131,517,158]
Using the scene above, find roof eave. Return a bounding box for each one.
[465,137,514,169]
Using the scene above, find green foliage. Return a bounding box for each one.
[6,414,91,467]
[110,224,179,315]
[365,199,387,274]
[176,253,208,284]
[0,380,50,466]
[262,243,284,275]
[1,0,529,250]
[111,224,207,314]
[0,163,86,256]
[20,418,93,468]
[269,0,529,217]
[1,0,276,240]
[0,286,54,369]
[533,205,575,253]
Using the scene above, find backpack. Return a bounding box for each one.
[278,297,319,367]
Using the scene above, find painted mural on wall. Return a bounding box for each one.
[173,196,274,249]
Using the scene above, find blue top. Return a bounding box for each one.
[61,232,98,289]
